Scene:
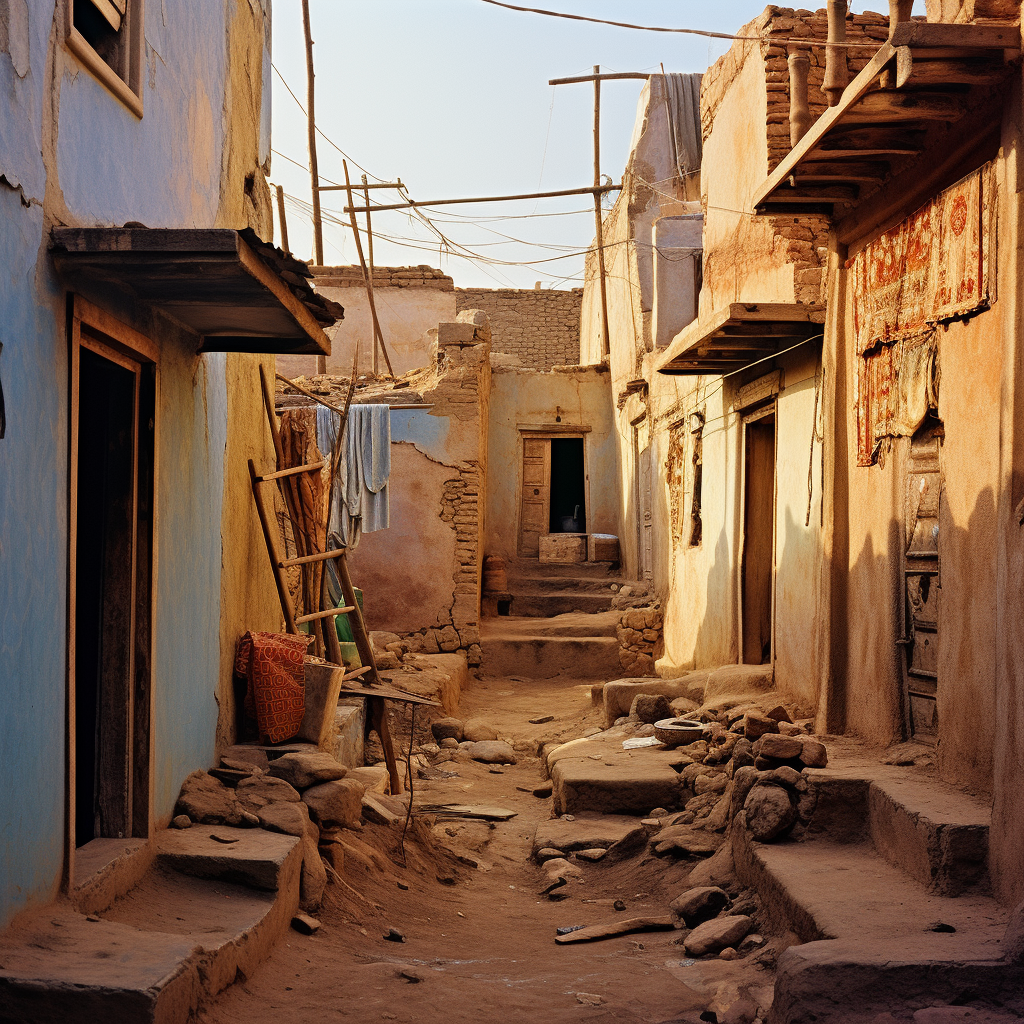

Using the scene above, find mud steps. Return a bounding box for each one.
[0,828,302,1024]
[480,611,622,679]
[735,765,1023,1023]
[501,559,622,618]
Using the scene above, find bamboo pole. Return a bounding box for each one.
[343,183,620,214]
[301,0,323,267]
[343,160,394,376]
[275,184,290,253]
[593,65,611,360]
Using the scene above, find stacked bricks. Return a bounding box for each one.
[617,606,664,677]
[455,288,582,369]
[312,265,454,291]
[700,7,888,306]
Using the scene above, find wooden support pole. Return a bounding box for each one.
[593,65,611,360]
[363,174,380,376]
[301,0,324,267]
[888,0,913,38]
[275,184,290,253]
[317,180,403,192]
[343,183,619,215]
[788,49,812,148]
[343,160,394,377]
[549,71,650,85]
[823,0,848,107]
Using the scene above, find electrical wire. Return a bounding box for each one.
[478,0,882,47]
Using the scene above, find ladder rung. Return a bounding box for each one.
[295,605,356,624]
[341,665,373,682]
[256,460,327,482]
[278,549,347,568]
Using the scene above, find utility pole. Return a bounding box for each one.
[301,0,324,268]
[548,69,650,361]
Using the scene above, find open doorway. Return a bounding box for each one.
[741,411,776,665]
[518,432,588,555]
[71,314,155,850]
[549,437,586,534]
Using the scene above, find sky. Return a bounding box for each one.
[270,0,920,289]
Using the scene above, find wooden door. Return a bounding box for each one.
[742,414,776,665]
[901,426,942,741]
[519,436,550,555]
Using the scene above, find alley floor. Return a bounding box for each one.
[197,674,776,1024]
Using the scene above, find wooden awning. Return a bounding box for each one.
[50,227,342,355]
[656,302,825,376]
[752,23,1019,218]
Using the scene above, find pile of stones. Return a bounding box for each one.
[429,716,518,766]
[173,746,397,910]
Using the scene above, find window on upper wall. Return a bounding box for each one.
[65,0,144,118]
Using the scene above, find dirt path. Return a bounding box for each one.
[198,675,774,1024]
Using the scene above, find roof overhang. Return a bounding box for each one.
[752,23,1020,219]
[50,227,342,355]
[656,302,825,376]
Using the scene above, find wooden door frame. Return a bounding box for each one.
[516,425,591,557]
[66,295,159,888]
[737,401,778,666]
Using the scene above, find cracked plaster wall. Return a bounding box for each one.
[0,0,276,929]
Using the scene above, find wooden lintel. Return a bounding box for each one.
[888,21,1021,51]
[896,49,1010,89]
[767,187,858,203]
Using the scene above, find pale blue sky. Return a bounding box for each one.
[270,0,918,288]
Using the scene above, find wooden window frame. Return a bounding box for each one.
[66,295,158,888]
[65,0,145,119]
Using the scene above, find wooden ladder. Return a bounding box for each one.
[249,367,405,793]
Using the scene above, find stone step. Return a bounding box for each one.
[804,767,991,895]
[0,831,302,1024]
[506,591,616,617]
[507,575,622,594]
[480,634,621,679]
[733,833,1018,1023]
[484,611,620,639]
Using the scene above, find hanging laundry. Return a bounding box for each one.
[316,403,391,549]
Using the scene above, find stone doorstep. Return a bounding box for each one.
[481,610,620,639]
[156,826,301,892]
[0,829,302,1024]
[73,837,154,916]
[480,635,621,681]
[804,769,992,895]
[550,746,683,815]
[505,592,616,617]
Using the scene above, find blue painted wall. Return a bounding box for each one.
[0,0,253,927]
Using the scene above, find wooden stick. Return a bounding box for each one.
[593,65,611,360]
[275,184,290,253]
[249,460,299,633]
[363,175,380,376]
[343,160,394,376]
[295,605,356,624]
[549,71,650,85]
[343,183,620,214]
[256,460,327,482]
[279,548,347,568]
[275,373,347,415]
[317,180,403,192]
[301,0,323,267]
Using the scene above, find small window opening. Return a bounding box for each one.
[67,1,142,116]
[497,599,511,616]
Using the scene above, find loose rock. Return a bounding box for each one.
[303,778,366,829]
[683,915,753,957]
[744,783,797,841]
[463,740,517,765]
[267,751,347,790]
[462,718,498,742]
[670,886,731,926]
[258,800,315,838]
[171,814,192,829]
[291,913,321,935]
[629,694,673,724]
[236,774,302,811]
[741,711,777,740]
[431,717,464,743]
[175,770,247,826]
[757,734,804,761]
[798,735,829,768]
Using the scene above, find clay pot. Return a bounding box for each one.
[653,718,705,747]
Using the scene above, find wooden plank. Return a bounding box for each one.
[889,21,1021,50]
[842,90,968,123]
[791,161,890,182]
[554,916,677,944]
[763,186,859,203]
[549,71,650,85]
[896,49,1009,89]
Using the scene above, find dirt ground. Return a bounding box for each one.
[198,674,777,1024]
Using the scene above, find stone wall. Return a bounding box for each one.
[455,288,582,368]
[313,265,454,291]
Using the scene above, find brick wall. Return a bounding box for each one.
[455,288,582,368]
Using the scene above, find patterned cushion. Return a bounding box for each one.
[235,631,310,744]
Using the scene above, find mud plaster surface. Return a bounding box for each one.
[197,676,776,1024]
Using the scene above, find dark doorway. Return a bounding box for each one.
[742,413,775,665]
[549,437,586,533]
[75,343,153,846]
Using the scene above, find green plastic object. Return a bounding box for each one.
[335,587,363,643]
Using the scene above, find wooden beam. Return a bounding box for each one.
[791,160,890,182]
[343,184,620,214]
[888,21,1021,50]
[842,90,968,123]
[764,185,859,203]
[549,71,650,85]
[300,0,323,266]
[896,50,1009,89]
